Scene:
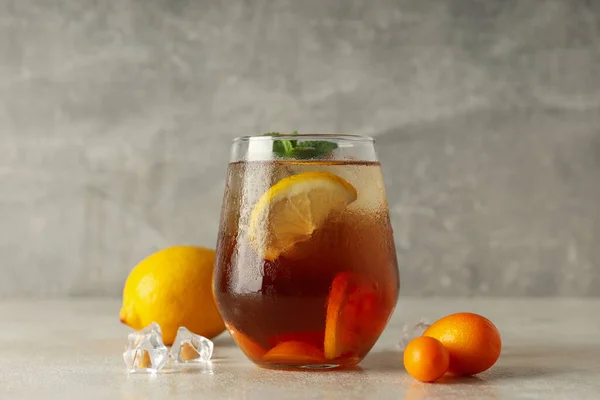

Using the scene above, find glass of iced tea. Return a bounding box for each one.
[214,134,399,370]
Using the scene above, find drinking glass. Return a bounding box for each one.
[214,134,399,370]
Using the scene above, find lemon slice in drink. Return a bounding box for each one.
[249,171,357,261]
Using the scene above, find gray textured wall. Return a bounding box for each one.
[1,0,599,297]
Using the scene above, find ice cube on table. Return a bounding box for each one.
[398,319,431,350]
[123,322,168,373]
[169,327,214,363]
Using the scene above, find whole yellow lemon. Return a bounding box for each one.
[119,246,225,345]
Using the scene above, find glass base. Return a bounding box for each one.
[256,362,345,371]
[254,355,363,370]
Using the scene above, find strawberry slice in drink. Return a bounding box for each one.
[324,272,387,360]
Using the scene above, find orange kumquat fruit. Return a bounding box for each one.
[403,336,450,382]
[424,312,501,375]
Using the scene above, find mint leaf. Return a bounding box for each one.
[263,132,291,157]
[273,138,294,156]
[291,141,337,159]
[297,141,338,153]
[292,147,320,159]
[288,130,298,148]
[261,131,337,159]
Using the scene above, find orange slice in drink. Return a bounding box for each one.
[248,171,357,261]
[267,331,325,350]
[263,341,324,363]
[228,326,267,360]
[324,272,386,359]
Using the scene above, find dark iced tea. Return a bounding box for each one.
[214,134,400,370]
[214,155,399,369]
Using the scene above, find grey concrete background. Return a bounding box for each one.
[0,0,598,297]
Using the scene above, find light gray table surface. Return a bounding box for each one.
[0,298,598,399]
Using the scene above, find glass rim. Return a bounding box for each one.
[233,134,374,143]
